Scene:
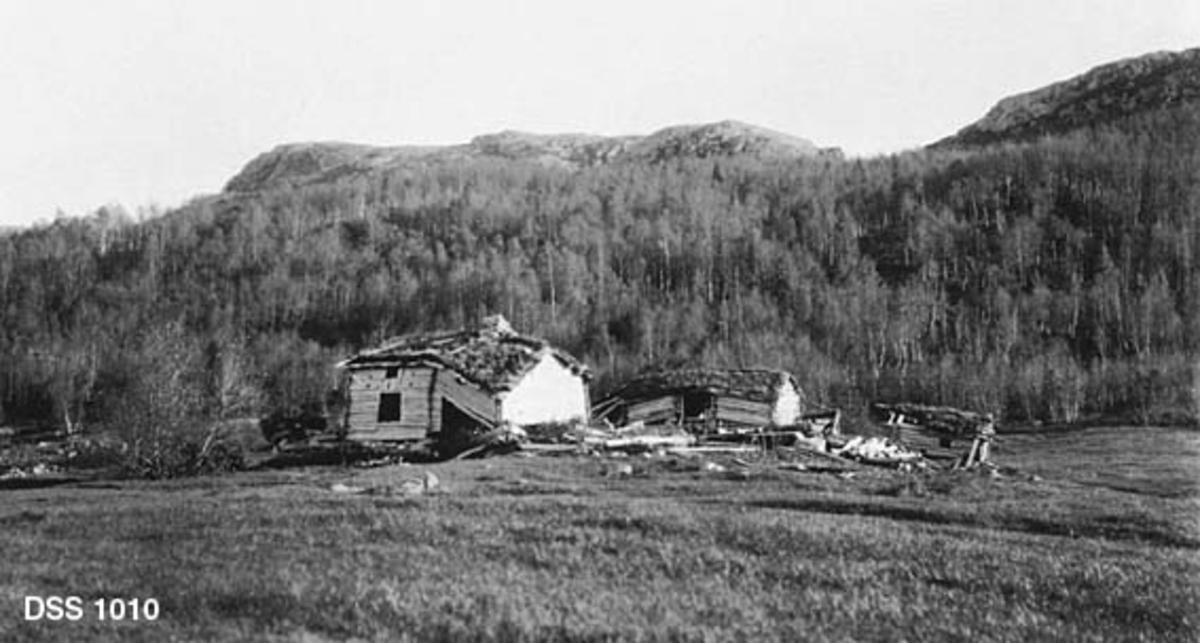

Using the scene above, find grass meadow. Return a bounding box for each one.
[1,426,1197,642]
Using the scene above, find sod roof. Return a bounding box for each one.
[339,316,589,392]
[605,368,797,404]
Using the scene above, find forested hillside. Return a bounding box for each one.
[1,105,1197,434]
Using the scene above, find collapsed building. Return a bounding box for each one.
[592,368,805,434]
[336,316,590,443]
[871,402,996,467]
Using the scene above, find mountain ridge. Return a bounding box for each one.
[224,120,831,193]
[218,47,1200,195]
[932,47,1200,148]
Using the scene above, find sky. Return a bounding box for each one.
[0,0,1195,228]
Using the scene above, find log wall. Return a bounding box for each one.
[345,366,435,442]
[627,396,678,424]
[888,426,962,461]
[714,397,773,427]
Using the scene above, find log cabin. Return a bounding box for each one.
[593,368,804,433]
[337,316,590,442]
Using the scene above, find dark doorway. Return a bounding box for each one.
[437,398,494,457]
[440,398,488,435]
[377,393,402,422]
[681,392,714,420]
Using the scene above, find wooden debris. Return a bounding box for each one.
[664,445,760,455]
[451,424,526,459]
[785,443,861,468]
[569,421,697,453]
[954,433,995,469]
[519,443,581,454]
[590,434,696,450]
[872,402,997,468]
[834,436,922,466]
[872,403,994,440]
[798,409,842,436]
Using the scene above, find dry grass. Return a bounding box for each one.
[0,427,1197,642]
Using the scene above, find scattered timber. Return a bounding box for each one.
[871,402,997,468]
[798,409,841,436]
[586,434,696,450]
[871,403,994,439]
[665,445,761,455]
[834,436,923,467]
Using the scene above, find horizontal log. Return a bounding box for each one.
[666,445,760,455]
[351,381,432,393]
[888,427,961,459]
[346,427,426,442]
[872,403,993,437]
[347,419,433,429]
[628,397,676,414]
[628,409,676,424]
[587,434,696,449]
[714,408,771,426]
[348,403,431,415]
[348,416,432,428]
[716,398,773,414]
[348,403,434,414]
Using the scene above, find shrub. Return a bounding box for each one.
[64,436,126,471]
[119,424,246,479]
[259,406,328,446]
[97,321,247,479]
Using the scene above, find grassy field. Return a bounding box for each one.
[1,426,1197,642]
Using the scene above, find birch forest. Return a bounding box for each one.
[1,107,1197,432]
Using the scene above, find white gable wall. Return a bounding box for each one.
[772,381,802,425]
[499,352,588,426]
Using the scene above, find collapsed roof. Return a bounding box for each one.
[870,402,996,439]
[604,368,798,404]
[338,315,590,392]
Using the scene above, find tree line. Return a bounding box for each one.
[1,106,1197,435]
